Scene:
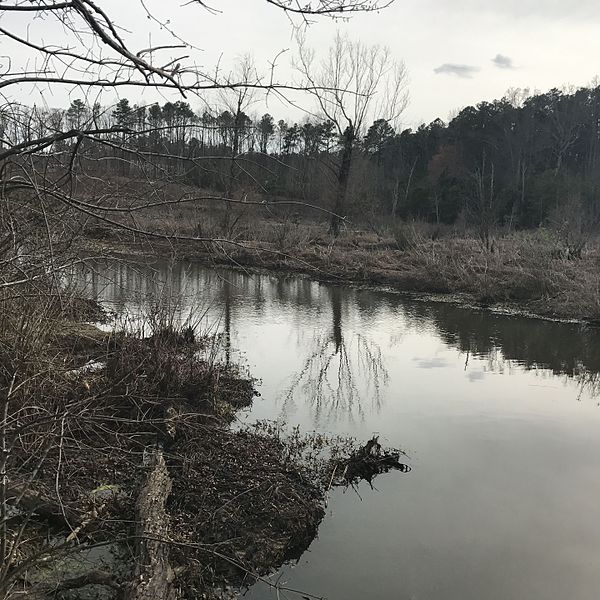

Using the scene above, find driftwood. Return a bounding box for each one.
[335,436,411,488]
[128,449,177,600]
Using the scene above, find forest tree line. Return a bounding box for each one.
[3,84,600,231]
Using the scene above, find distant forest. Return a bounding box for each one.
[4,85,600,230]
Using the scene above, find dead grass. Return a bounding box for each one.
[86,200,600,322]
[0,288,326,599]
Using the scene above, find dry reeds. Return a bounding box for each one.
[0,284,331,599]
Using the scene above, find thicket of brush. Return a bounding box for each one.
[0,285,326,599]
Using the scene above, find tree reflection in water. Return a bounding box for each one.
[281,287,389,425]
[69,260,600,408]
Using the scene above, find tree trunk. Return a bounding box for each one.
[224,96,244,234]
[128,449,177,600]
[392,157,417,218]
[330,126,354,236]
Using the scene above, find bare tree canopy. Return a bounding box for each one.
[296,31,409,136]
[295,31,408,234]
[0,0,396,97]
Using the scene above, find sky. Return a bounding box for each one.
[2,0,600,129]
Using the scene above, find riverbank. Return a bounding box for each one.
[1,289,327,599]
[4,282,409,599]
[84,217,600,325]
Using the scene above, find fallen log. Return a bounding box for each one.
[8,571,122,599]
[128,449,177,600]
[53,569,123,595]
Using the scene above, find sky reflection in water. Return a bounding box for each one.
[73,259,600,600]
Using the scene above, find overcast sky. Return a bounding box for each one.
[3,0,600,128]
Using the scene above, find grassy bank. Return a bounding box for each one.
[84,193,600,323]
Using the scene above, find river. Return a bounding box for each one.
[73,258,600,600]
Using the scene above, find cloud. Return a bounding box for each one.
[492,54,514,69]
[420,0,600,21]
[413,356,448,369]
[433,63,480,78]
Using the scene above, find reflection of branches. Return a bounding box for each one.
[355,333,388,401]
[281,331,388,426]
[281,288,389,425]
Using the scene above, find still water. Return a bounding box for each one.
[74,258,600,600]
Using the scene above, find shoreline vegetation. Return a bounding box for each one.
[79,180,600,326]
[2,287,407,599]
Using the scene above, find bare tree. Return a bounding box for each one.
[218,55,260,231]
[296,31,408,234]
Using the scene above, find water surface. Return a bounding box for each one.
[74,259,600,600]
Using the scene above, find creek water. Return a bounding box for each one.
[74,258,600,600]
